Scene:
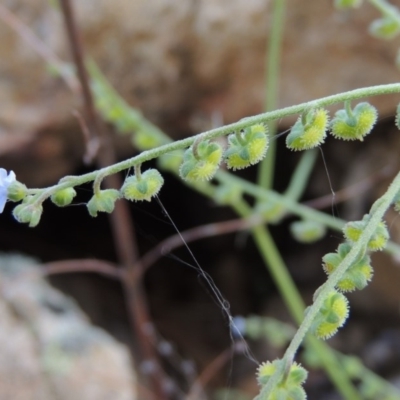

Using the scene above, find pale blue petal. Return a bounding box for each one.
[0,168,7,185]
[4,171,15,186]
[0,170,16,213]
[0,189,7,213]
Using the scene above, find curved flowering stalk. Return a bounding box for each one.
[3,83,400,227]
[256,169,400,399]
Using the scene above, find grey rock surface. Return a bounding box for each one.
[0,253,136,400]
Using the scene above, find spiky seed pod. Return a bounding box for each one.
[257,360,307,400]
[179,140,223,182]
[330,102,377,141]
[225,124,269,170]
[323,243,373,292]
[121,168,164,202]
[310,290,349,340]
[343,215,389,252]
[286,108,329,151]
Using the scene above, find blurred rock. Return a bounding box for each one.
[0,0,399,184]
[0,253,136,400]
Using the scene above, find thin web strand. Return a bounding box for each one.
[155,195,258,364]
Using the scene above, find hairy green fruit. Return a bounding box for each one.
[286,108,328,151]
[180,140,223,182]
[122,168,164,201]
[309,291,349,340]
[330,102,377,141]
[225,124,269,170]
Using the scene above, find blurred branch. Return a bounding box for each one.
[58,1,168,398]
[42,259,122,279]
[0,3,79,93]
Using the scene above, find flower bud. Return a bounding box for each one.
[87,189,120,217]
[121,169,164,202]
[13,202,43,227]
[51,187,77,207]
[7,181,27,202]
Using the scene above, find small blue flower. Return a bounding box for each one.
[0,169,16,213]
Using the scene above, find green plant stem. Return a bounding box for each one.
[134,164,142,180]
[257,0,286,190]
[344,99,354,119]
[26,83,400,205]
[284,149,318,200]
[232,200,360,400]
[257,170,400,399]
[216,170,400,256]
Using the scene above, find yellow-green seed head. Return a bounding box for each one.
[257,360,278,385]
[343,220,364,243]
[286,109,328,151]
[330,102,377,141]
[367,221,389,251]
[311,291,349,340]
[122,169,164,202]
[179,140,223,182]
[225,124,269,170]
